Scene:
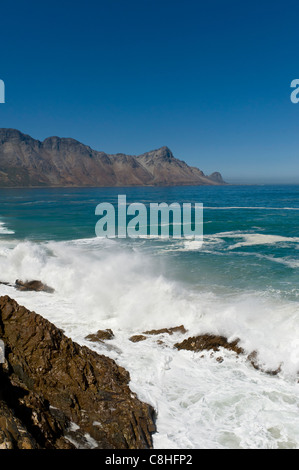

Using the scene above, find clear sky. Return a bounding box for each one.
[1,0,299,183]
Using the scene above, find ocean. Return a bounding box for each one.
[0,184,298,449]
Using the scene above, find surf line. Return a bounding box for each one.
[95,194,203,240]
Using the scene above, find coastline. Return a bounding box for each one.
[0,185,298,449]
[0,295,156,449]
[0,286,294,449]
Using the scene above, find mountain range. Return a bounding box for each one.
[0,129,225,187]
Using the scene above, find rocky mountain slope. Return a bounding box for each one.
[0,129,225,187]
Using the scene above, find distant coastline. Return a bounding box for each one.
[0,128,226,188]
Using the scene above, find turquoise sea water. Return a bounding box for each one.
[0,184,298,448]
[0,184,298,297]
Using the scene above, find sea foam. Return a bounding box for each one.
[0,237,299,448]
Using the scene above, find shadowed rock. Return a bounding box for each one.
[129,326,187,344]
[0,400,39,449]
[175,334,283,376]
[143,325,187,336]
[15,280,54,293]
[129,335,147,343]
[247,351,281,376]
[174,334,244,355]
[0,296,156,449]
[85,329,114,343]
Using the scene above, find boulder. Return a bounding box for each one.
[143,325,187,336]
[129,335,147,343]
[15,280,54,293]
[85,329,114,343]
[174,334,243,355]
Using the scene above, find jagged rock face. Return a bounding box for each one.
[0,129,225,187]
[0,296,156,449]
[0,400,39,449]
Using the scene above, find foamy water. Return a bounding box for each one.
[0,185,298,448]
[0,236,298,449]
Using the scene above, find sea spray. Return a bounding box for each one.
[0,237,298,377]
[0,185,298,448]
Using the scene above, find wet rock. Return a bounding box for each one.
[247,351,281,376]
[174,334,244,355]
[85,329,114,342]
[0,296,156,449]
[143,325,187,336]
[15,280,54,293]
[129,326,187,344]
[175,334,282,376]
[129,335,147,343]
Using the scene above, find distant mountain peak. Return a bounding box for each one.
[0,129,226,187]
[209,172,225,183]
[138,146,175,162]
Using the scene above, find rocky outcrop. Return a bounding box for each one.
[129,325,187,344]
[0,296,156,449]
[0,129,226,187]
[174,334,282,376]
[129,335,147,343]
[247,351,281,376]
[0,280,55,294]
[85,329,114,343]
[0,400,39,449]
[174,334,243,355]
[15,280,54,293]
[143,325,187,336]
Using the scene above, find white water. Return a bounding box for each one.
[0,221,14,235]
[0,237,298,448]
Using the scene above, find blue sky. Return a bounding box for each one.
[1,0,299,183]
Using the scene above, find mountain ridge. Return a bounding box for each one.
[0,128,226,187]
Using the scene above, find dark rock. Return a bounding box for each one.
[0,400,39,449]
[247,351,281,376]
[129,335,147,343]
[175,334,282,376]
[85,329,114,343]
[174,334,244,355]
[0,296,156,449]
[143,325,187,336]
[130,326,187,344]
[15,280,54,293]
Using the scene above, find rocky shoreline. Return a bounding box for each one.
[0,287,286,449]
[0,296,156,449]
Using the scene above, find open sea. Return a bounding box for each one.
[0,184,298,449]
